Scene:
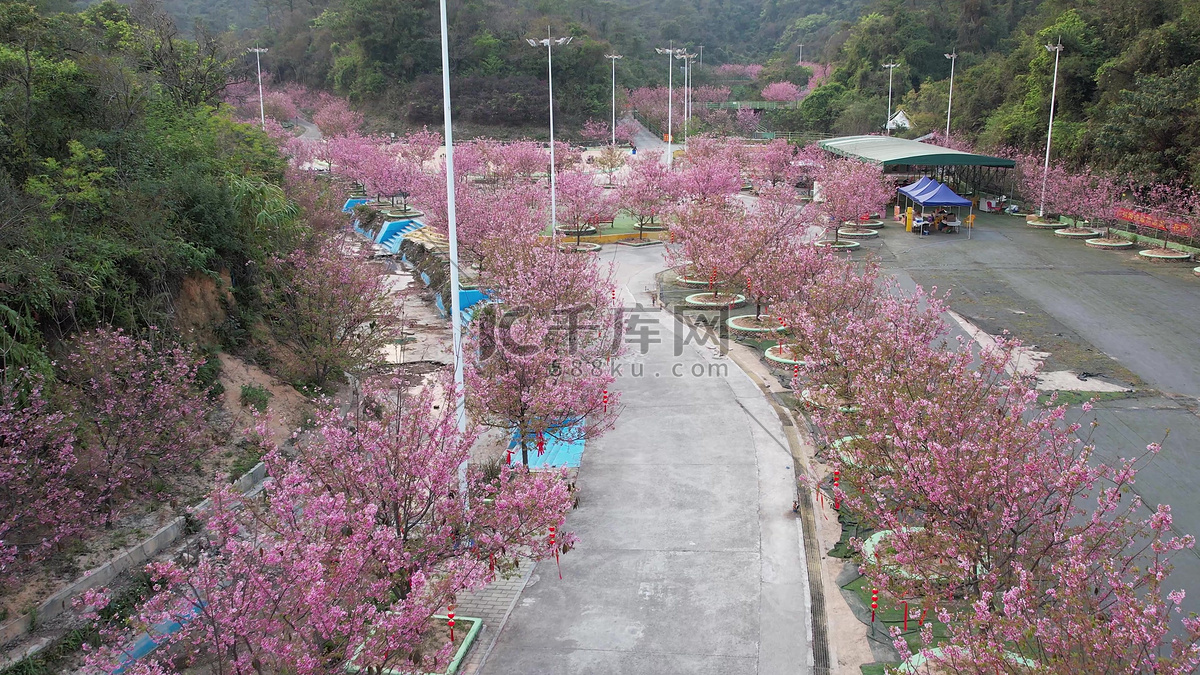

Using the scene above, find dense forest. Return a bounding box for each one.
[136,0,1200,185]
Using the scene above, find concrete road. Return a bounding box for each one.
[872,213,1200,617]
[481,246,814,674]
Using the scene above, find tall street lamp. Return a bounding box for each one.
[675,51,695,143]
[883,62,899,136]
[247,47,268,130]
[605,53,622,146]
[527,31,574,229]
[944,52,956,139]
[798,44,804,63]
[698,45,704,67]
[434,0,467,481]
[1040,39,1064,218]
[655,45,683,168]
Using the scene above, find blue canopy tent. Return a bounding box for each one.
[910,182,974,238]
[898,176,935,201]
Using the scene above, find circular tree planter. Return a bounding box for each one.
[1085,237,1135,250]
[815,240,861,251]
[896,648,1037,674]
[634,222,668,231]
[845,219,884,228]
[829,435,865,467]
[836,227,879,240]
[559,242,602,253]
[555,225,597,237]
[726,314,786,337]
[675,273,718,288]
[1194,266,1200,278]
[800,388,859,413]
[1139,248,1193,263]
[1026,219,1066,229]
[764,344,804,370]
[1053,227,1101,239]
[684,292,746,309]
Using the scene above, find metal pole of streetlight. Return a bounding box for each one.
[883,62,899,136]
[606,54,622,146]
[698,45,704,67]
[1040,39,1064,218]
[944,52,956,139]
[248,47,268,130]
[435,0,467,500]
[798,44,803,63]
[655,45,679,168]
[528,32,574,230]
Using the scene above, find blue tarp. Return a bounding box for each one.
[508,427,585,469]
[912,183,971,207]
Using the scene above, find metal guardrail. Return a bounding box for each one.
[704,100,799,110]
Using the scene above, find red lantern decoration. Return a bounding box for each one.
[447,606,456,642]
[549,525,562,579]
[602,390,609,413]
[833,470,841,510]
[536,431,546,457]
[871,588,879,623]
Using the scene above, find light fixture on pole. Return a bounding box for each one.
[883,62,899,136]
[605,53,622,146]
[675,51,695,144]
[247,47,268,130]
[1040,39,1064,218]
[944,52,956,139]
[655,45,682,168]
[435,0,467,500]
[527,31,574,230]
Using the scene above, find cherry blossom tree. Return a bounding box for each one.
[580,119,608,145]
[746,139,803,187]
[58,329,215,524]
[735,107,761,136]
[594,145,627,186]
[312,93,363,136]
[761,81,802,102]
[815,158,891,242]
[82,382,574,674]
[468,244,622,465]
[618,150,677,239]
[615,118,640,146]
[556,169,617,246]
[262,234,401,387]
[0,375,82,584]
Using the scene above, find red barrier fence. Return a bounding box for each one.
[1115,207,1195,236]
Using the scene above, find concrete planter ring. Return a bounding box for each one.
[815,240,861,251]
[675,273,719,288]
[1085,237,1135,250]
[1053,227,1101,239]
[635,222,668,231]
[346,615,482,675]
[1025,219,1066,229]
[1194,266,1200,278]
[836,227,879,240]
[764,344,804,370]
[1139,248,1193,263]
[684,292,746,309]
[726,315,786,337]
[846,219,884,228]
[559,242,602,253]
[555,225,597,237]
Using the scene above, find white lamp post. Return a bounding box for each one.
[698,45,704,67]
[883,62,899,136]
[1040,39,1064,218]
[606,53,622,146]
[798,44,804,63]
[434,0,467,494]
[944,52,956,139]
[675,51,695,143]
[655,45,683,168]
[247,47,268,130]
[527,31,574,229]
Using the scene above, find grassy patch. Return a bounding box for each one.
[229,439,265,482]
[1036,390,1132,407]
[239,383,273,412]
[844,575,951,654]
[861,664,899,675]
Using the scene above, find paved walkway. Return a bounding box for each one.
[479,247,813,674]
